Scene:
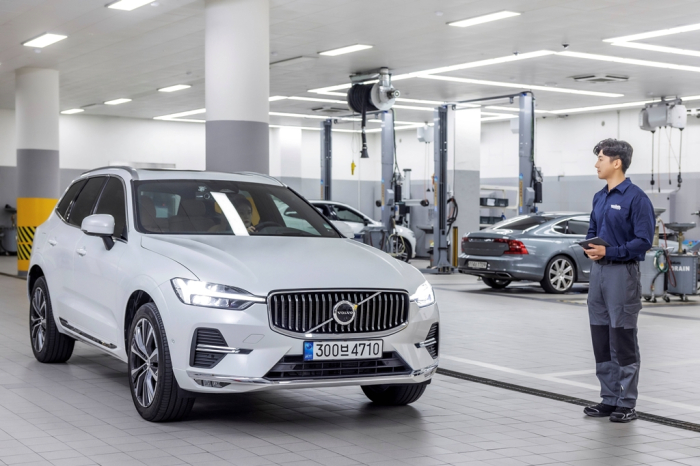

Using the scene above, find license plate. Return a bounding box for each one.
[468,260,488,269]
[304,340,383,361]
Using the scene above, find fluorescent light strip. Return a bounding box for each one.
[61,109,84,115]
[308,50,555,94]
[104,98,132,105]
[481,115,518,121]
[611,41,700,58]
[604,23,700,43]
[319,44,372,56]
[559,51,700,73]
[421,75,624,97]
[551,95,700,114]
[448,11,520,28]
[154,108,206,120]
[158,84,191,93]
[269,96,288,101]
[288,96,347,104]
[481,112,518,117]
[22,33,67,48]
[107,0,153,11]
[484,106,552,114]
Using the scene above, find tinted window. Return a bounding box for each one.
[567,218,590,235]
[314,204,335,219]
[334,205,365,223]
[134,180,339,238]
[492,215,551,231]
[552,221,567,234]
[95,177,127,240]
[56,179,87,220]
[68,177,107,227]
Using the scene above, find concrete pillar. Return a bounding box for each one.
[15,68,60,276]
[205,0,270,174]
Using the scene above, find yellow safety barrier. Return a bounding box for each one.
[16,198,56,273]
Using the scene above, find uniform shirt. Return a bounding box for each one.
[586,178,654,261]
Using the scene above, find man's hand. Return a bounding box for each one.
[585,244,606,261]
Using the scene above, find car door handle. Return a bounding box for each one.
[48,239,57,246]
[76,248,87,256]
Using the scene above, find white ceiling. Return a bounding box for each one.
[2,0,700,126]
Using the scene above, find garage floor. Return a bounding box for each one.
[1,256,700,465]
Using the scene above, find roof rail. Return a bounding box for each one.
[234,171,285,186]
[81,166,139,180]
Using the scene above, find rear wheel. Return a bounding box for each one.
[482,277,512,289]
[30,277,75,363]
[390,235,412,262]
[361,381,429,406]
[128,303,195,422]
[541,255,576,294]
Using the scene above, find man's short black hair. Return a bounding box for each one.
[593,138,633,173]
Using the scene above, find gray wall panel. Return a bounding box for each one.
[206,120,269,174]
[16,149,60,199]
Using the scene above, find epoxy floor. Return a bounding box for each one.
[1,256,700,465]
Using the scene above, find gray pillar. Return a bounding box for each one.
[205,0,270,174]
[381,111,395,232]
[15,68,60,276]
[518,93,535,214]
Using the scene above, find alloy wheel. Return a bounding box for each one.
[130,318,159,407]
[548,258,574,292]
[30,287,47,353]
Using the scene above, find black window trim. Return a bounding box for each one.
[55,178,87,223]
[57,176,107,229]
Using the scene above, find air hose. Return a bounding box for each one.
[446,196,458,236]
[347,84,378,159]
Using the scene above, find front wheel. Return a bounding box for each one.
[482,277,511,289]
[128,303,195,422]
[361,381,429,405]
[540,255,576,294]
[30,277,75,363]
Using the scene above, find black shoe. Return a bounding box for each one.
[583,402,616,417]
[610,407,638,423]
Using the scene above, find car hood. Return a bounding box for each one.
[141,235,424,296]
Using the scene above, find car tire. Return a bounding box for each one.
[482,277,512,289]
[540,255,576,294]
[399,240,413,263]
[361,381,429,406]
[128,303,195,422]
[30,277,75,363]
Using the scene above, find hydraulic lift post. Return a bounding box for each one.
[432,106,452,273]
[320,119,332,201]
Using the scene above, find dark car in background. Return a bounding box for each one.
[458,213,592,293]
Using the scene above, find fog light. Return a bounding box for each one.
[194,379,230,388]
[412,362,438,378]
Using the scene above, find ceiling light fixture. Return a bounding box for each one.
[22,33,67,48]
[269,96,288,101]
[158,84,191,93]
[104,98,132,105]
[610,41,700,58]
[319,44,373,56]
[484,105,552,114]
[604,23,700,43]
[421,75,624,97]
[558,51,700,73]
[288,96,347,104]
[107,0,153,11]
[61,109,84,115]
[448,11,520,28]
[154,108,206,120]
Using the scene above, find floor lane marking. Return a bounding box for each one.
[545,358,700,377]
[441,354,700,412]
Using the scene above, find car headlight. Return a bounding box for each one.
[171,278,265,310]
[410,281,435,308]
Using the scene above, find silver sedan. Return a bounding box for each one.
[458,213,592,293]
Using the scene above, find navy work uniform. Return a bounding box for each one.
[586,177,654,409]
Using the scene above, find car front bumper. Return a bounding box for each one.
[458,253,543,281]
[158,283,440,393]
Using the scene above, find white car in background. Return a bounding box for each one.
[311,200,417,261]
[27,167,439,422]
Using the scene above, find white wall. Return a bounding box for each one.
[0,109,15,166]
[481,108,700,180]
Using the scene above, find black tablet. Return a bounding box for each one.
[576,237,611,249]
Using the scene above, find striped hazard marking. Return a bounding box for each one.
[16,226,36,261]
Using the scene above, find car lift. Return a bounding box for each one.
[431,91,541,273]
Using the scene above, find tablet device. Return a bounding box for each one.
[576,237,611,249]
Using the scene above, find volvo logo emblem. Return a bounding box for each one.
[332,300,356,326]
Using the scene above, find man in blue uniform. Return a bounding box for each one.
[583,139,654,423]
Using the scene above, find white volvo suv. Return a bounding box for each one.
[28,167,439,422]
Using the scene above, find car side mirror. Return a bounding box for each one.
[81,214,115,250]
[363,218,370,226]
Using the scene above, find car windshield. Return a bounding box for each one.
[134,180,340,238]
[490,215,558,231]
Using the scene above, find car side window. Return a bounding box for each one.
[67,177,107,227]
[95,177,128,240]
[334,205,364,223]
[273,196,318,235]
[567,218,590,235]
[56,179,87,220]
[552,220,567,234]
